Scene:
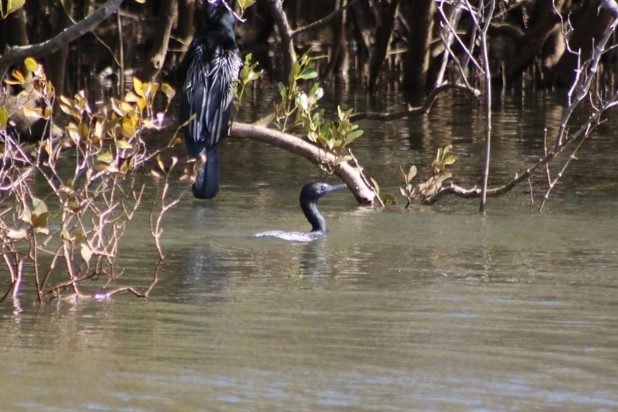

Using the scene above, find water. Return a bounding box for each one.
[1,90,617,410]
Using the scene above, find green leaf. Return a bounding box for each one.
[296,93,308,112]
[277,82,286,97]
[443,155,456,166]
[298,68,318,80]
[337,106,344,121]
[96,151,114,164]
[345,129,363,145]
[381,193,397,206]
[289,61,301,83]
[310,85,323,102]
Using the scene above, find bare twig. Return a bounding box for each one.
[0,0,124,79]
[292,0,358,37]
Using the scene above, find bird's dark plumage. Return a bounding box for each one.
[255,182,347,242]
[180,0,242,199]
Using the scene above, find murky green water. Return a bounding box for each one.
[1,91,617,410]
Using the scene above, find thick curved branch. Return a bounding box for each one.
[230,122,376,204]
[0,0,124,79]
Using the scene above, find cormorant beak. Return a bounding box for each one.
[326,183,347,194]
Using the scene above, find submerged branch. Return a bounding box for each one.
[425,89,614,205]
[350,83,480,121]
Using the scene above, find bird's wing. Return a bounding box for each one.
[181,57,234,153]
[203,61,235,148]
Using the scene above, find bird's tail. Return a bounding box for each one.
[192,147,220,199]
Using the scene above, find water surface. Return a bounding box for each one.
[1,91,617,410]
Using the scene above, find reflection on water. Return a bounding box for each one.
[1,92,617,410]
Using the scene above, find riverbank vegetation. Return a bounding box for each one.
[1,0,617,302]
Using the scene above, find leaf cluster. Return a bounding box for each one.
[58,76,175,175]
[400,145,456,207]
[234,53,263,109]
[274,51,363,155]
[0,59,181,303]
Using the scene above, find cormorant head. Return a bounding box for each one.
[203,0,236,31]
[300,182,347,203]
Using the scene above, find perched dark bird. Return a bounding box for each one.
[255,182,347,242]
[179,0,242,199]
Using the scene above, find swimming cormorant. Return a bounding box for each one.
[255,182,347,242]
[179,0,242,199]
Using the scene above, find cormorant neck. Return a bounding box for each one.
[301,200,327,233]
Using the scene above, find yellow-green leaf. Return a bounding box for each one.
[23,106,43,119]
[133,77,144,97]
[161,83,175,100]
[0,107,8,127]
[124,91,139,103]
[116,139,133,149]
[143,119,158,129]
[96,151,114,164]
[137,96,147,112]
[121,118,136,138]
[2,0,25,18]
[10,70,25,84]
[120,101,134,114]
[24,57,37,72]
[93,120,104,140]
[443,155,456,166]
[67,124,81,145]
[80,243,92,263]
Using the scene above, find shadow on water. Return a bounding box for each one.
[1,90,618,410]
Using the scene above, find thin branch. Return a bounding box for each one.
[555,14,618,148]
[476,0,495,213]
[425,89,617,205]
[0,0,124,79]
[291,0,358,38]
